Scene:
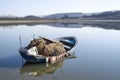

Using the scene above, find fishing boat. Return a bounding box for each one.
[19,36,77,63]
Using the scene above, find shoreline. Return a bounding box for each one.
[0,19,120,24]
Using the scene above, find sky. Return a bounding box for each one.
[0,0,120,16]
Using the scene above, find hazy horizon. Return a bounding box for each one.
[0,0,120,17]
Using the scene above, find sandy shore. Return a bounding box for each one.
[0,19,120,24]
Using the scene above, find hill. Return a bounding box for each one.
[0,10,120,20]
[43,10,120,19]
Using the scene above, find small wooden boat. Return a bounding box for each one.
[19,36,77,63]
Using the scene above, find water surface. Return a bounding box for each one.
[0,23,120,80]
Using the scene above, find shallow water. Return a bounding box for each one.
[0,23,120,80]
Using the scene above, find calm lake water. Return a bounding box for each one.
[0,23,120,80]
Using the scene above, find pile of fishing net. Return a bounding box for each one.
[28,37,66,57]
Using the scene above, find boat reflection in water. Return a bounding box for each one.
[20,60,64,77]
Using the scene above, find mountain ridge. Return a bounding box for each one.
[43,10,120,19]
[0,10,120,20]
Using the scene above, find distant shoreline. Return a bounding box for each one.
[0,19,120,24]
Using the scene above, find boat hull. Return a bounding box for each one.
[19,36,77,63]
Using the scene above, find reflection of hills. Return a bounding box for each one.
[47,22,120,30]
[0,22,120,30]
[20,60,64,77]
[47,23,84,28]
[0,23,42,28]
[83,22,120,30]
